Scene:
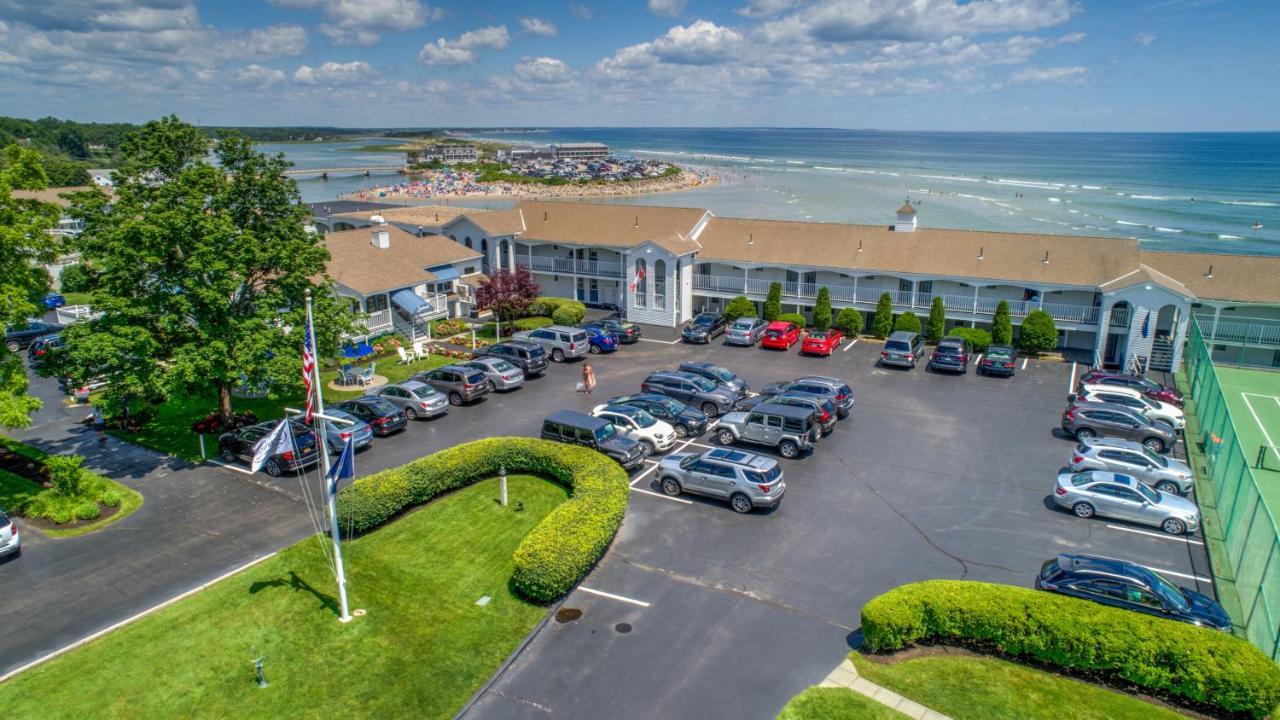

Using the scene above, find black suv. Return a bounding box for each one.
[682,312,728,343]
[928,336,971,374]
[474,340,549,376]
[218,420,319,477]
[27,334,65,368]
[677,361,749,397]
[607,393,709,438]
[331,396,409,436]
[592,317,641,343]
[1036,553,1231,631]
[641,370,741,418]
[5,320,62,353]
[540,410,647,469]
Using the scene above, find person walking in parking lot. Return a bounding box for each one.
[581,362,596,395]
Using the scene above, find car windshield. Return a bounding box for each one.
[693,315,715,326]
[631,410,656,428]
[1147,569,1191,611]
[1134,482,1161,503]
[1138,378,1162,392]
[1137,395,1159,409]
[1142,447,1169,467]
[937,345,963,355]
[690,377,717,392]
[465,371,486,384]
[988,348,1014,360]
[731,319,754,330]
[766,330,781,337]
[415,385,439,396]
[657,398,684,414]
[706,367,733,382]
[594,424,616,442]
[528,346,546,358]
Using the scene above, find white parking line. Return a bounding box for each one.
[1022,357,1030,370]
[1067,360,1076,389]
[685,441,718,451]
[841,338,859,352]
[638,337,682,345]
[1241,393,1280,468]
[206,459,254,475]
[631,487,693,504]
[1142,565,1211,583]
[1106,524,1204,545]
[577,586,651,607]
[630,462,661,487]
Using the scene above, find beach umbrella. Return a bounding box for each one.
[342,342,374,359]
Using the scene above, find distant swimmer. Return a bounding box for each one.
[1254,221,1265,230]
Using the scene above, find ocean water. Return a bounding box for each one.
[277,130,1280,256]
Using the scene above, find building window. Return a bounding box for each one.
[464,266,477,275]
[654,259,667,310]
[464,236,473,249]
[634,258,647,308]
[898,278,912,293]
[499,239,510,269]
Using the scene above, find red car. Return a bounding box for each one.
[760,321,801,350]
[801,328,843,356]
[1077,370,1183,407]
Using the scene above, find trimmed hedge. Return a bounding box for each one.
[946,327,992,353]
[893,311,921,334]
[779,312,807,327]
[861,580,1280,719]
[533,296,586,326]
[834,307,863,336]
[335,437,629,604]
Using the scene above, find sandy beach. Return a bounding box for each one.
[340,167,718,204]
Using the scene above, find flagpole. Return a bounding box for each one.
[306,289,352,623]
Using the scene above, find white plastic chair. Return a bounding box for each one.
[412,340,427,361]
[397,346,411,365]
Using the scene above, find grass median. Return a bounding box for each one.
[777,687,908,719]
[0,474,566,718]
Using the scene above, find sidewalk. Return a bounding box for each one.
[820,657,952,720]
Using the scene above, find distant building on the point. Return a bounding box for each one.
[551,142,611,160]
[414,143,479,163]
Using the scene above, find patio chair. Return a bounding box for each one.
[412,340,428,361]
[358,362,376,386]
[397,346,411,365]
[338,363,356,386]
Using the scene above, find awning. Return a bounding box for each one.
[429,266,460,282]
[391,289,435,317]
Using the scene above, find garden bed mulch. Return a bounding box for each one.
[0,446,121,535]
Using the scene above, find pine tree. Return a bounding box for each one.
[871,292,894,339]
[926,296,946,343]
[764,282,782,321]
[992,300,1013,346]
[812,287,832,331]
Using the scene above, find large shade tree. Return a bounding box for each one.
[59,116,350,425]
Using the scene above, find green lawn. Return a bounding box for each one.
[777,687,908,719]
[58,291,96,306]
[0,436,143,537]
[850,654,1182,720]
[0,474,566,718]
[111,353,454,460]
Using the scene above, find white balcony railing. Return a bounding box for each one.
[692,274,1102,326]
[517,255,625,278]
[363,308,393,331]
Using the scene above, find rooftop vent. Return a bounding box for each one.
[747,233,754,245]
[1205,264,1214,278]
[543,211,548,221]
[858,239,864,252]
[371,229,390,249]
[894,201,917,232]
[978,246,984,260]
[634,215,640,228]
[1042,251,1050,264]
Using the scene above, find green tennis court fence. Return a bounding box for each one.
[1186,316,1280,662]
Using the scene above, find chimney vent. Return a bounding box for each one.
[543,211,548,221]
[371,229,391,249]
[370,214,386,225]
[1042,251,1050,264]
[1205,264,1214,278]
[634,215,640,228]
[748,233,753,245]
[978,246,984,260]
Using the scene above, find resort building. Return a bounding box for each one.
[311,200,1280,371]
[414,144,479,163]
[551,142,611,160]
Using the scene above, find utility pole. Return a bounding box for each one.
[305,289,352,623]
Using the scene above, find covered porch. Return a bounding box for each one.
[342,287,449,342]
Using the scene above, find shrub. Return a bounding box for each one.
[893,311,921,334]
[946,327,992,353]
[871,293,894,339]
[531,296,570,317]
[45,454,86,496]
[723,295,756,322]
[514,316,553,330]
[834,307,863,336]
[550,300,586,326]
[74,501,101,521]
[926,296,946,343]
[763,283,782,321]
[992,300,1013,346]
[812,287,832,331]
[860,580,1280,719]
[336,437,629,604]
[1018,309,1058,353]
[59,263,96,293]
[779,312,807,327]
[100,491,121,508]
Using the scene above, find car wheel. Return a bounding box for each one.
[1162,517,1187,535]
[729,493,753,514]
[220,448,236,463]
[779,440,799,458]
[1074,427,1096,440]
[449,392,463,406]
[1072,502,1095,519]
[589,344,601,354]
[661,477,682,496]
[265,459,283,477]
[1155,480,1180,495]
[641,440,656,455]
[701,402,719,418]
[1143,437,1166,453]
[404,407,418,420]
[552,348,565,362]
[4,340,19,353]
[717,429,735,446]
[673,425,688,438]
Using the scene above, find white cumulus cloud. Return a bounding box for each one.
[274,0,443,46]
[519,16,557,36]
[647,0,687,17]
[1010,64,1086,84]
[768,0,1077,43]
[1134,32,1157,46]
[418,25,510,65]
[512,56,573,84]
[293,60,376,84]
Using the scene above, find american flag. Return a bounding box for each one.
[301,321,315,424]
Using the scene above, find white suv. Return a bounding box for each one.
[592,403,678,454]
[1074,383,1185,429]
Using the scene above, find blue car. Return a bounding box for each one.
[582,325,620,354]
[42,293,66,310]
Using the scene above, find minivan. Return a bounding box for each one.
[880,331,924,368]
[474,340,549,376]
[514,325,590,362]
[540,410,647,469]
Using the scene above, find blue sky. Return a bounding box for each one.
[0,0,1275,130]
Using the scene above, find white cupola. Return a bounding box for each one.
[894,201,917,232]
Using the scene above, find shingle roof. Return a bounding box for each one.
[1139,251,1280,303]
[323,224,482,295]
[515,200,704,255]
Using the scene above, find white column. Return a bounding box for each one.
[910,280,918,308]
[972,286,979,314]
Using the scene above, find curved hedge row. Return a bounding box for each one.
[335,437,629,604]
[861,580,1280,719]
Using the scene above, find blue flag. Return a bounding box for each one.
[327,437,354,497]
[1141,312,1150,339]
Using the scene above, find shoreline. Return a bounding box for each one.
[339,167,719,204]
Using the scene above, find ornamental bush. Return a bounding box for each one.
[947,327,992,353]
[861,580,1280,719]
[336,437,630,604]
[45,454,86,496]
[871,293,894,339]
[834,307,863,336]
[812,287,832,331]
[992,300,1013,346]
[779,312,807,327]
[723,295,757,322]
[764,283,783,321]
[531,296,570,317]
[513,316,553,331]
[926,296,946,344]
[893,311,921,334]
[550,300,586,326]
[1018,309,1058,353]
[59,263,95,293]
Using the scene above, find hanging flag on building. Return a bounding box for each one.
[302,320,316,423]
[1141,313,1150,339]
[250,420,293,474]
[630,264,645,292]
[327,436,355,498]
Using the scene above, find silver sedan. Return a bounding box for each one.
[1053,470,1199,535]
[725,317,767,346]
[463,357,525,391]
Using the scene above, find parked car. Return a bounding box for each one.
[716,404,818,458]
[42,292,66,310]
[318,408,374,454]
[677,361,750,397]
[0,508,19,559]
[801,328,843,356]
[1069,437,1194,495]
[27,333,65,368]
[760,321,801,350]
[879,330,924,368]
[1053,470,1199,534]
[978,345,1017,377]
[928,335,971,373]
[1078,370,1184,407]
[657,448,785,513]
[640,370,741,418]
[738,393,838,435]
[1061,401,1177,453]
[514,325,590,362]
[725,317,768,346]
[474,340,549,376]
[591,403,678,454]
[373,379,449,419]
[682,312,728,343]
[413,365,493,405]
[1036,554,1230,631]
[463,357,525,391]
[761,375,854,418]
[331,397,408,437]
[4,320,63,353]
[580,324,620,354]
[593,317,642,343]
[218,420,320,476]
[540,410,647,470]
[606,393,709,438]
[1073,384,1185,430]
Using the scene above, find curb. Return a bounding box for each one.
[818,657,952,720]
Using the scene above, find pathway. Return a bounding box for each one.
[820,657,952,720]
